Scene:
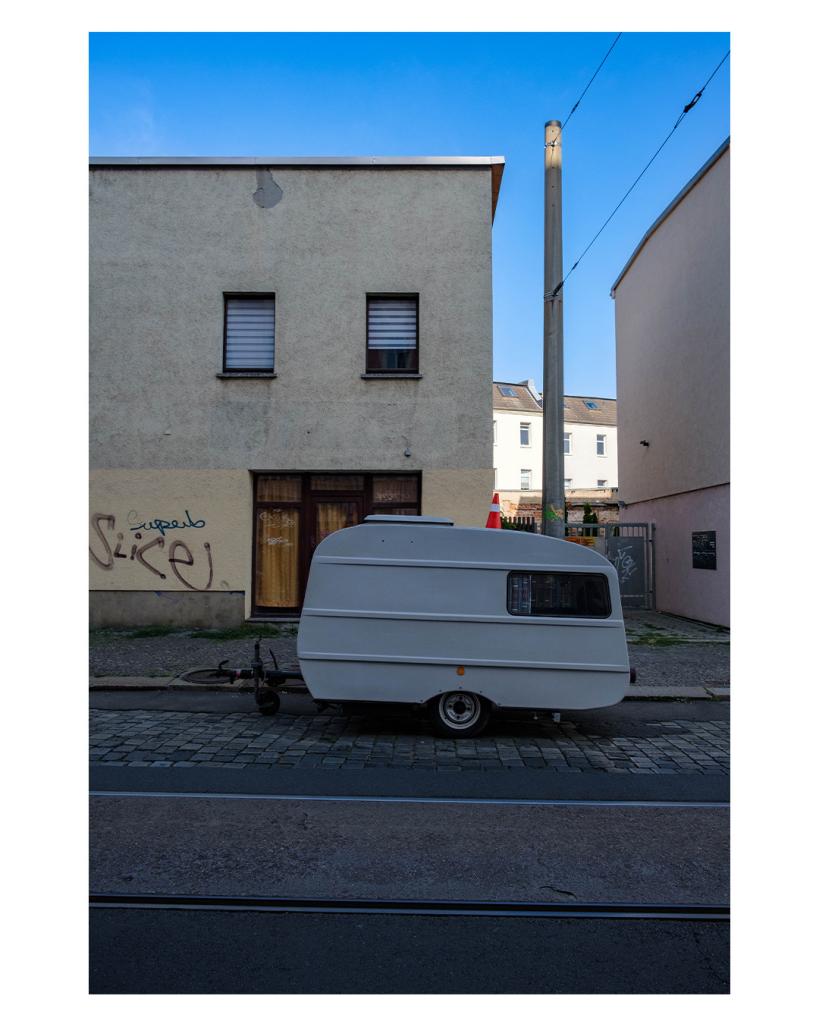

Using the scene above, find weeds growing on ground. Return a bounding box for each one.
[124,626,188,639]
[626,636,687,647]
[186,624,296,641]
[91,623,298,641]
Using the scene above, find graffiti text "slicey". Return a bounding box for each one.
[91,513,214,591]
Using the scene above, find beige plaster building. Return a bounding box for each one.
[611,139,729,627]
[89,155,504,624]
[492,382,619,522]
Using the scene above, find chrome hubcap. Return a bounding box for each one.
[440,692,479,728]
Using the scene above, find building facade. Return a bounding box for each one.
[492,382,618,521]
[611,139,729,627]
[90,156,504,624]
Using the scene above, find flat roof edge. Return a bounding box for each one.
[89,156,505,167]
[610,137,729,296]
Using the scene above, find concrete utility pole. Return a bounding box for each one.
[541,120,565,539]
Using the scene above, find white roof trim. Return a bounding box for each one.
[90,156,505,167]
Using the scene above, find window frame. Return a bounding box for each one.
[251,471,422,617]
[597,434,607,456]
[520,422,531,447]
[365,294,419,375]
[520,469,531,491]
[564,432,572,455]
[506,571,612,619]
[222,292,277,375]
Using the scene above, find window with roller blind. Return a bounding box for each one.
[366,295,419,373]
[223,295,276,373]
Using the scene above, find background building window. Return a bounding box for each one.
[597,434,606,456]
[597,479,607,487]
[521,469,531,490]
[493,421,497,444]
[367,296,419,373]
[564,478,572,489]
[520,422,530,446]
[564,433,572,455]
[224,295,275,371]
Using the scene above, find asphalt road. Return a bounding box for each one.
[89,909,728,994]
[89,698,730,994]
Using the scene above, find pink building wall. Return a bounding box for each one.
[627,483,729,628]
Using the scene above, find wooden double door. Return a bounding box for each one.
[252,472,420,617]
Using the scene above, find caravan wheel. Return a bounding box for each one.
[429,691,490,738]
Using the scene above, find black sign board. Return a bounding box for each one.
[692,531,717,570]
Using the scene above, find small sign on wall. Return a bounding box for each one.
[693,531,716,570]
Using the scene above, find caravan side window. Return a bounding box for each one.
[507,572,611,618]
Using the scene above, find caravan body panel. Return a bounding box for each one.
[297,519,630,709]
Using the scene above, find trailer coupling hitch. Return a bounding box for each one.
[215,659,240,684]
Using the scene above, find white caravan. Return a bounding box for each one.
[295,515,632,737]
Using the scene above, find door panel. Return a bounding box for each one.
[252,473,420,616]
[311,500,362,559]
[254,507,300,609]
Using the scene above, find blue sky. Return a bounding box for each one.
[89,31,730,398]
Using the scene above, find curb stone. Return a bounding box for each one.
[90,677,729,701]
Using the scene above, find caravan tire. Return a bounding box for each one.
[429,691,491,738]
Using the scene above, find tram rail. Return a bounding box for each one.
[90,892,729,920]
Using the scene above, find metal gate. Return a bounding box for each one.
[601,523,654,609]
[506,518,655,609]
[560,521,655,609]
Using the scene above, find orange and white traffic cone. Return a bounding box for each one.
[485,493,502,529]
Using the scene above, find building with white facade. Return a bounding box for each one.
[492,381,618,520]
[562,395,618,520]
[612,139,729,627]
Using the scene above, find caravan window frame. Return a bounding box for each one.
[506,571,612,618]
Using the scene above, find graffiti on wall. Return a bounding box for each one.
[611,544,638,585]
[90,512,215,591]
[260,509,296,548]
[127,509,206,536]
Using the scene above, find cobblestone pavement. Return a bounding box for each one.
[90,708,729,774]
[89,611,729,689]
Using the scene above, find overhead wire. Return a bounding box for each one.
[547,33,622,153]
[547,49,731,299]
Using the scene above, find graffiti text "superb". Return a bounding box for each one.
[129,510,206,536]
